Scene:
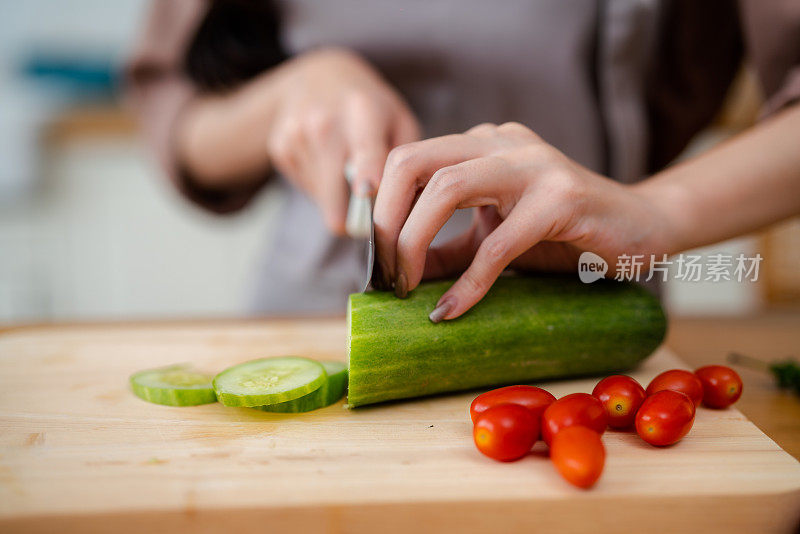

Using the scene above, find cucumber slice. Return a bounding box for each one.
[254,361,348,413]
[130,364,217,406]
[213,356,327,407]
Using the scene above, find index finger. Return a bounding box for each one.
[430,196,555,322]
[373,134,487,291]
[344,95,391,196]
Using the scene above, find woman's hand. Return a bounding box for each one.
[179,47,419,234]
[373,122,676,322]
[265,48,419,234]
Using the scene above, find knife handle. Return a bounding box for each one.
[345,163,373,239]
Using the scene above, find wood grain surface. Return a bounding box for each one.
[1,320,799,533]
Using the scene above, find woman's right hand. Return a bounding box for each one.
[265,48,419,235]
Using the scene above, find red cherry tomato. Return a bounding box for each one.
[541,393,607,446]
[635,390,695,446]
[470,385,556,425]
[694,365,743,408]
[473,403,538,461]
[550,426,605,489]
[646,369,704,406]
[592,375,646,429]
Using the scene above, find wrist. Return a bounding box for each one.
[630,175,697,256]
[178,71,283,187]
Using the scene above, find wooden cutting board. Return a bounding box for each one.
[1,320,799,533]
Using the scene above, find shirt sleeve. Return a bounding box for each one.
[124,0,269,214]
[739,0,800,117]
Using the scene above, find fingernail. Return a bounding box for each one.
[394,271,408,298]
[429,298,454,323]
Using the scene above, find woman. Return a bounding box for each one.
[127,0,800,320]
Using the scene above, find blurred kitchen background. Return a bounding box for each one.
[0,1,798,324]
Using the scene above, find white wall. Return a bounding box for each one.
[0,135,281,322]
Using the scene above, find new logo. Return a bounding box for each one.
[578,252,608,284]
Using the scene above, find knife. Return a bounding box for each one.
[344,163,375,292]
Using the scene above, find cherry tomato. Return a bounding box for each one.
[694,365,743,408]
[473,403,538,461]
[470,385,556,425]
[592,375,646,429]
[550,426,605,489]
[635,390,695,446]
[646,369,704,406]
[541,393,607,446]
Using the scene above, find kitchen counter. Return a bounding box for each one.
[1,312,799,533]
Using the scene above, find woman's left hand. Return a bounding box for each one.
[373,122,676,322]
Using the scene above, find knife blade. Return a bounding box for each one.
[344,163,375,292]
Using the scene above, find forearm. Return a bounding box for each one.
[176,69,284,188]
[636,103,800,254]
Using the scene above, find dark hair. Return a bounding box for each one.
[184,0,286,92]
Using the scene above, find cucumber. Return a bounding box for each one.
[130,364,217,406]
[213,356,327,407]
[347,275,666,407]
[254,361,348,413]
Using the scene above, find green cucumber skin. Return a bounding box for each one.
[130,378,217,407]
[254,362,348,413]
[347,275,667,407]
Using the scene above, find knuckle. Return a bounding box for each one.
[426,167,461,195]
[466,122,497,135]
[304,108,336,139]
[396,229,420,260]
[499,121,540,142]
[549,171,584,203]
[460,271,486,296]
[524,143,558,166]
[480,236,511,265]
[347,90,380,115]
[497,121,528,134]
[386,143,418,174]
[314,46,351,61]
